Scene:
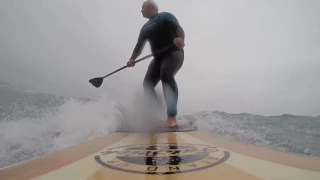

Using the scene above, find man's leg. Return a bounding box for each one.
[160,50,184,126]
[143,59,161,104]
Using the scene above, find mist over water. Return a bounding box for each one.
[1,0,320,115]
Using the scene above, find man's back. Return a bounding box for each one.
[131,12,185,59]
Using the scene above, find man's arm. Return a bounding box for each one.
[175,23,185,40]
[130,29,147,60]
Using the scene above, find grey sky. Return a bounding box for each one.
[0,0,319,116]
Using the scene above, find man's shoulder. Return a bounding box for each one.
[140,20,150,32]
[159,12,175,17]
[159,12,179,24]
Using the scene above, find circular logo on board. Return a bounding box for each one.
[94,143,230,174]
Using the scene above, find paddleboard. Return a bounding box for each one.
[0,124,319,180]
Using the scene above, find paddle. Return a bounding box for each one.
[89,45,175,88]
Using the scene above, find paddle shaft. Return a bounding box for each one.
[102,53,153,79]
[101,45,175,79]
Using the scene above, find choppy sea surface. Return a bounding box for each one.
[0,81,319,169]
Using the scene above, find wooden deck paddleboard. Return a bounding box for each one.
[0,125,320,180]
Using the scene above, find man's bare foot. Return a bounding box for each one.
[164,117,177,128]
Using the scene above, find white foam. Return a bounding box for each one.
[181,111,272,146]
[0,93,121,169]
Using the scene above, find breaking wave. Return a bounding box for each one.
[0,82,319,169]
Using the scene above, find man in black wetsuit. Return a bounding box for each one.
[127,0,185,128]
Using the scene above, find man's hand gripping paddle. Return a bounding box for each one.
[89,45,175,88]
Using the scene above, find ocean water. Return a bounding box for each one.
[0,81,319,169]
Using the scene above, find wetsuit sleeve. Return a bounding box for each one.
[130,28,147,60]
[162,12,185,40]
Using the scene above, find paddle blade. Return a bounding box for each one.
[89,77,103,88]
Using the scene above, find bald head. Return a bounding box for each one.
[141,0,158,18]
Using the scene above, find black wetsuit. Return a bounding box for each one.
[130,12,185,117]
